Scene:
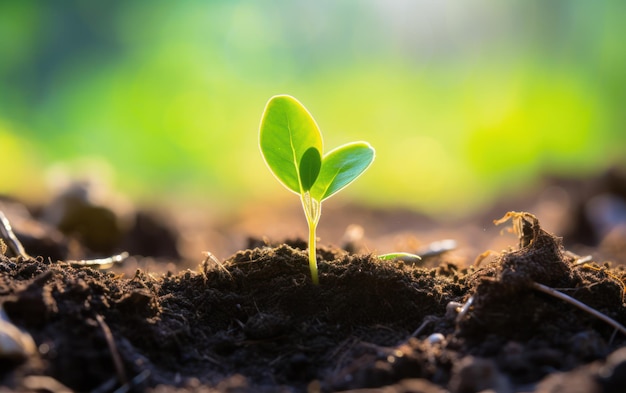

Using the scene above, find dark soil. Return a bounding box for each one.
[1,171,626,392]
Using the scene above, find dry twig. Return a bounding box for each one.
[0,210,30,258]
[531,282,626,336]
[95,314,127,386]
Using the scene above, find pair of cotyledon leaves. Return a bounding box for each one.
[260,95,375,201]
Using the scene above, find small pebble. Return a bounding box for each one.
[427,333,446,345]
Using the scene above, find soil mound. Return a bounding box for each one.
[0,212,625,392]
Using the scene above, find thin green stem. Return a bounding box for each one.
[301,192,321,284]
[308,220,319,285]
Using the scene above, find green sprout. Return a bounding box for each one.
[259,95,375,284]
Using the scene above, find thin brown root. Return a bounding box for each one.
[473,249,497,267]
[578,263,626,303]
[531,282,626,336]
[201,251,232,279]
[95,314,127,385]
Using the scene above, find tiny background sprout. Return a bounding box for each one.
[378,252,422,263]
[259,95,375,284]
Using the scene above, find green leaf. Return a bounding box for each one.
[259,95,323,194]
[311,141,375,201]
[299,147,321,192]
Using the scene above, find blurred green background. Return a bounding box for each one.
[1,0,625,216]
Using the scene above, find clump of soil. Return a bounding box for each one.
[1,211,626,392]
[457,212,626,390]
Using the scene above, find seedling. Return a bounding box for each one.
[259,95,375,284]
